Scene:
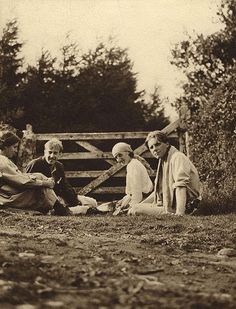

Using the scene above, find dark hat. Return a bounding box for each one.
[0,131,20,149]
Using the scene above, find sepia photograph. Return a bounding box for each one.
[0,0,235,308]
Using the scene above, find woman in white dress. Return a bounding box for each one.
[111,142,153,215]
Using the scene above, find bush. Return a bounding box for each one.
[188,68,236,213]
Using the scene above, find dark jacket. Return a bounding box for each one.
[26,157,78,206]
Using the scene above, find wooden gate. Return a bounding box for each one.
[33,119,181,200]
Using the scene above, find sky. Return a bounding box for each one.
[0,0,223,119]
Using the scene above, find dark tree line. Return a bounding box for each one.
[0,20,169,133]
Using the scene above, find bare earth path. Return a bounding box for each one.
[0,210,236,308]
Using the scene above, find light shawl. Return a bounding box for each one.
[0,154,57,210]
[154,146,201,213]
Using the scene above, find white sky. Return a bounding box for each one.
[0,0,223,118]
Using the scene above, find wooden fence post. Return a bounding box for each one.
[17,124,36,171]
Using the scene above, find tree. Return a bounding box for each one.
[21,50,58,132]
[171,0,236,209]
[139,86,169,131]
[171,0,236,115]
[22,40,169,132]
[0,20,169,133]
[72,42,145,132]
[0,19,24,124]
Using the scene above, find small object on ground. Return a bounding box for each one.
[97,201,116,212]
[137,274,164,287]
[217,248,236,257]
[69,205,90,215]
[44,301,64,307]
[0,279,12,286]
[16,305,37,309]
[18,252,35,258]
[41,255,56,264]
[37,287,53,295]
[77,195,97,207]
[137,267,164,275]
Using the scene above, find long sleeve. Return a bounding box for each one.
[25,160,35,173]
[126,159,153,204]
[171,151,200,199]
[53,164,78,206]
[2,172,47,188]
[171,152,191,189]
[161,147,201,213]
[0,155,45,188]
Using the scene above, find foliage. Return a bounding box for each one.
[171,0,236,211]
[0,19,25,123]
[171,0,236,113]
[20,50,58,131]
[139,86,169,131]
[196,70,236,209]
[0,20,169,133]
[63,42,146,132]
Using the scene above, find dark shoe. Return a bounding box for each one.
[53,201,72,216]
[37,207,50,215]
[186,198,201,215]
[86,207,101,215]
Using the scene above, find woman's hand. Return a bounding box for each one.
[43,178,55,189]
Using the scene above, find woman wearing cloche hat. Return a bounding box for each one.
[110,142,153,215]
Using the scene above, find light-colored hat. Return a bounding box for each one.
[112,142,133,157]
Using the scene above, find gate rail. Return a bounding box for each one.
[31,119,182,197]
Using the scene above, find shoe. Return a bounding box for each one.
[53,201,72,216]
[186,198,200,215]
[114,207,129,216]
[97,202,116,213]
[86,207,101,215]
[113,207,122,216]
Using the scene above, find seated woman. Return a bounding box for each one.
[128,130,201,216]
[0,131,71,215]
[110,142,153,215]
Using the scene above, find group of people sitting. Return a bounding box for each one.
[0,130,201,217]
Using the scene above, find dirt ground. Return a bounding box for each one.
[0,210,236,309]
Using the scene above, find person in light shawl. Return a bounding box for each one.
[128,130,201,216]
[0,131,71,215]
